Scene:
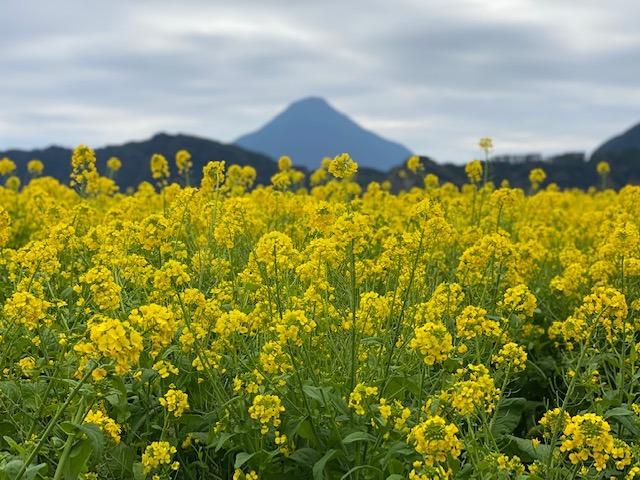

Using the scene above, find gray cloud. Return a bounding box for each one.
[1,0,639,163]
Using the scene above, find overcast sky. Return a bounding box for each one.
[1,0,639,163]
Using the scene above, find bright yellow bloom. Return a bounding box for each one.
[596,161,610,174]
[175,149,192,176]
[75,315,143,374]
[465,159,483,183]
[3,291,51,330]
[492,342,527,372]
[27,159,44,175]
[406,155,422,173]
[84,409,122,443]
[0,157,16,175]
[529,168,546,187]
[104,157,120,173]
[0,207,9,247]
[410,322,453,365]
[441,364,500,416]
[141,441,177,474]
[278,155,293,171]
[153,360,179,378]
[408,416,462,466]
[248,394,285,434]
[328,153,358,179]
[150,153,170,181]
[159,386,189,417]
[348,383,378,416]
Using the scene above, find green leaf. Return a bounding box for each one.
[342,432,375,444]
[132,462,145,480]
[75,424,105,458]
[2,436,25,456]
[234,452,256,470]
[491,397,526,437]
[302,385,326,404]
[293,418,315,442]
[605,407,634,418]
[208,431,236,452]
[312,449,338,480]
[289,447,321,467]
[59,421,77,436]
[381,440,414,465]
[506,436,552,462]
[386,475,404,480]
[605,407,640,436]
[386,459,405,475]
[62,438,93,480]
[105,443,136,477]
[2,459,47,480]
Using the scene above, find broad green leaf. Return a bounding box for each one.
[234,452,256,470]
[62,438,93,480]
[491,397,526,437]
[313,449,338,480]
[506,435,552,462]
[289,447,321,467]
[342,432,375,444]
[302,385,325,404]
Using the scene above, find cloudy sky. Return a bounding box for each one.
[1,0,639,163]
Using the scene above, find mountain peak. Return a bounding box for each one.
[234,97,412,170]
[289,96,331,109]
[592,121,640,163]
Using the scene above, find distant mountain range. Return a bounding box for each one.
[235,97,412,170]
[0,133,279,189]
[1,97,639,190]
[590,122,640,185]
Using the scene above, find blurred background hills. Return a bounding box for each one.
[1,97,639,190]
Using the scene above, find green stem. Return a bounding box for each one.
[16,366,94,480]
[52,401,89,480]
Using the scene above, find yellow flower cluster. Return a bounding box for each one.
[498,284,537,317]
[78,265,122,311]
[150,153,170,181]
[406,155,422,173]
[141,441,178,474]
[528,168,546,188]
[465,160,483,183]
[348,383,378,416]
[559,413,631,472]
[248,394,285,434]
[175,149,192,176]
[27,159,44,175]
[159,385,189,417]
[328,152,358,179]
[455,305,502,340]
[346,291,390,335]
[597,161,610,174]
[441,364,500,416]
[0,157,16,175]
[549,286,628,345]
[407,415,462,466]
[410,321,453,365]
[491,342,527,372]
[0,206,9,247]
[75,315,143,374]
[106,157,122,172]
[84,409,122,443]
[3,291,51,330]
[70,145,116,195]
[128,304,177,356]
[153,360,179,378]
